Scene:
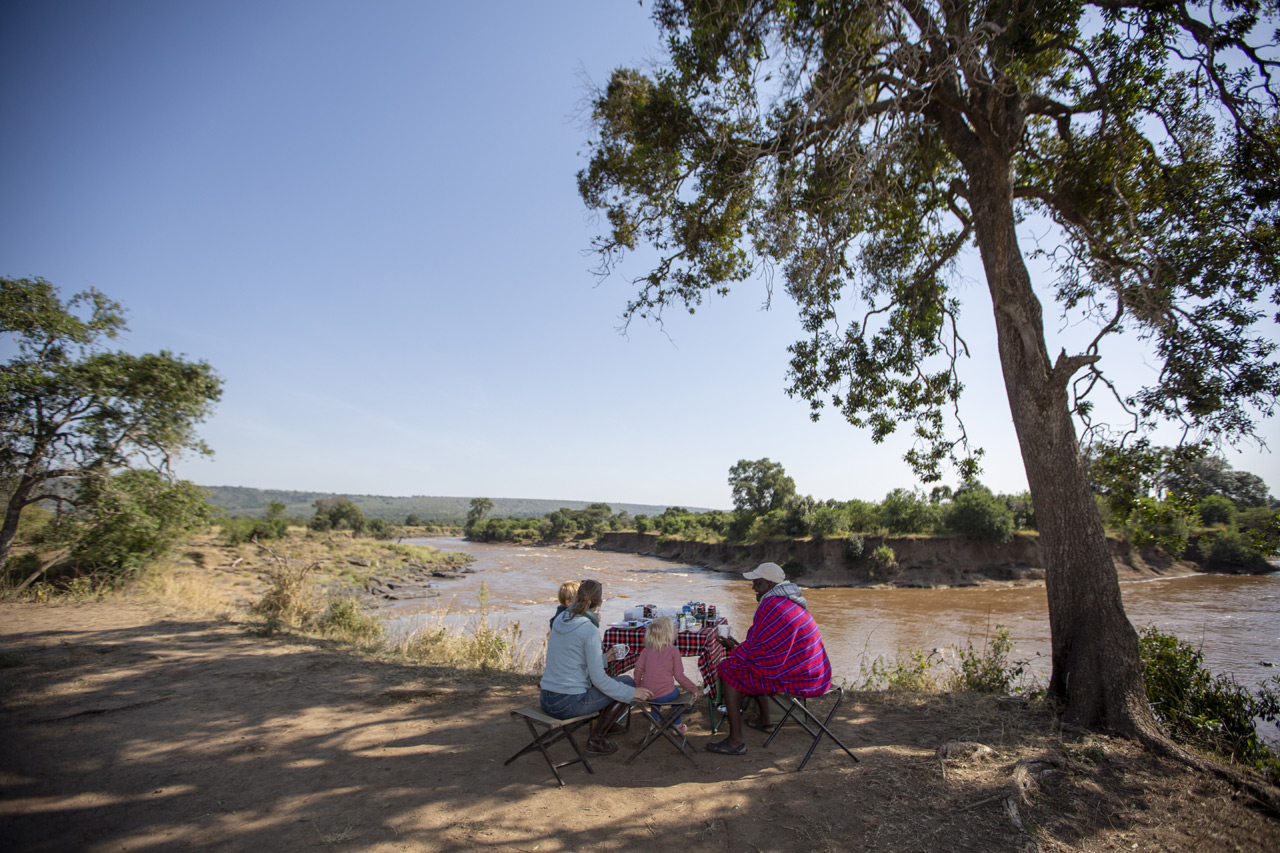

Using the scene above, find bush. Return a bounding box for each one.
[878,488,938,534]
[1236,506,1280,554]
[808,505,848,539]
[947,490,1015,544]
[1125,497,1194,556]
[316,596,385,643]
[1202,530,1269,572]
[871,544,897,573]
[1139,626,1280,778]
[952,627,1027,693]
[1196,494,1237,527]
[221,515,289,545]
[66,471,214,575]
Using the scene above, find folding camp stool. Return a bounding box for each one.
[707,686,792,735]
[505,707,599,787]
[762,686,859,771]
[626,690,698,766]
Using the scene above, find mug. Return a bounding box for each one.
[717,624,730,639]
[612,643,628,660]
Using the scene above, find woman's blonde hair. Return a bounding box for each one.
[644,615,675,651]
[557,581,580,606]
[568,579,602,617]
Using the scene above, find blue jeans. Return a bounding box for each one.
[540,675,635,720]
[647,688,683,727]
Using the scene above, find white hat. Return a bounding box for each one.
[743,562,786,584]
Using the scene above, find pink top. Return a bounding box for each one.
[634,644,698,697]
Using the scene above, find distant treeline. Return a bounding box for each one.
[199,486,705,525]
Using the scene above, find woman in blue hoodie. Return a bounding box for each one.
[541,579,653,756]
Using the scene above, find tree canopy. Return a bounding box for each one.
[579,0,1279,736]
[0,277,223,572]
[728,457,798,514]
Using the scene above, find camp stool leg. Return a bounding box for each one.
[505,707,599,787]
[762,687,859,771]
[626,691,698,766]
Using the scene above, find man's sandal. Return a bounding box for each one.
[745,719,778,734]
[705,739,747,755]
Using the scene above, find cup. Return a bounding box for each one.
[717,624,730,639]
[612,643,628,660]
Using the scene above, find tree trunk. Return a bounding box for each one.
[967,167,1159,737]
[0,474,35,574]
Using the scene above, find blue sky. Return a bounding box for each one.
[2,0,1276,510]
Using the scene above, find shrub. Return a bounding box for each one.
[808,505,848,539]
[947,490,1015,544]
[1196,494,1237,527]
[856,649,944,691]
[844,535,865,562]
[221,515,289,545]
[66,471,214,575]
[1203,530,1269,572]
[1236,506,1280,554]
[951,627,1027,694]
[878,488,938,534]
[1125,497,1194,556]
[844,499,880,533]
[871,544,897,572]
[316,596,384,643]
[1139,626,1280,778]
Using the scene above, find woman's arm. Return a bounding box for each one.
[582,630,636,703]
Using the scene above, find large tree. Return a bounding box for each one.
[579,0,1279,739]
[0,277,223,572]
[728,457,798,514]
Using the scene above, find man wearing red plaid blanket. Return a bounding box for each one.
[706,562,832,755]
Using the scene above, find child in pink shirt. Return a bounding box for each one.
[634,616,698,734]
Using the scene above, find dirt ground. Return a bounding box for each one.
[3,596,1279,853]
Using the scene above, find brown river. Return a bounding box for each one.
[392,537,1280,693]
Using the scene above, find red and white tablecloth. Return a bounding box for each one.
[602,619,727,690]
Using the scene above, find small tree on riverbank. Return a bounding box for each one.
[0,278,222,578]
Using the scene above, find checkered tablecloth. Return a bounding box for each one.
[602,619,727,691]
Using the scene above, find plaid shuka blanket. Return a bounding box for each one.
[717,596,832,698]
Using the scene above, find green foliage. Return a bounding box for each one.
[316,596,385,643]
[952,628,1027,694]
[855,649,944,692]
[808,504,848,539]
[64,470,214,575]
[1196,494,1237,527]
[309,498,367,534]
[871,544,897,573]
[946,488,1015,544]
[1139,626,1280,778]
[844,535,865,562]
[728,458,797,515]
[0,277,222,571]
[465,497,494,533]
[878,489,938,535]
[221,515,289,546]
[1201,530,1270,572]
[1236,507,1280,555]
[1125,496,1195,556]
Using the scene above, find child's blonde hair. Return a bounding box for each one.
[644,616,675,651]
[557,581,580,607]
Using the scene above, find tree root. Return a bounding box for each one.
[1134,725,1280,818]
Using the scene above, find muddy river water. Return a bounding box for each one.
[391,537,1280,692]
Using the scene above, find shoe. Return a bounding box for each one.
[705,739,747,755]
[675,723,688,735]
[745,719,778,734]
[585,738,618,756]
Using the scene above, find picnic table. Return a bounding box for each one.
[602,619,728,691]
